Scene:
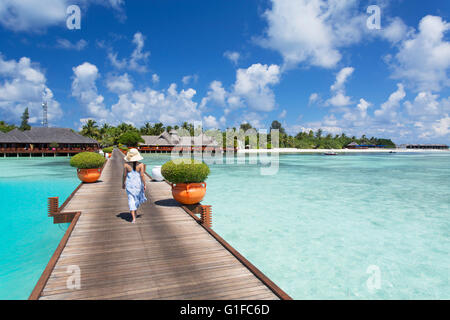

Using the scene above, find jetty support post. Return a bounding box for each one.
[185,204,212,228]
[200,205,212,228]
[47,196,78,224]
[48,197,59,217]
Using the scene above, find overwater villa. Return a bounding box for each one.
[345,142,390,149]
[404,144,449,150]
[0,127,99,157]
[139,129,222,153]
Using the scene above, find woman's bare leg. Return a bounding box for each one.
[131,210,136,223]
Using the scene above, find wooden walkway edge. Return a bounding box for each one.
[29,149,291,300]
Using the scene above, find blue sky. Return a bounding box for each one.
[0,0,449,144]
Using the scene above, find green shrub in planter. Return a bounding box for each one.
[161,159,210,184]
[102,147,113,153]
[70,152,106,169]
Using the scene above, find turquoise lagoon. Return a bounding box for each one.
[0,153,448,299]
[142,153,449,299]
[0,158,79,299]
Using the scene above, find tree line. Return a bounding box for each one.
[78,119,395,149]
[0,110,396,149]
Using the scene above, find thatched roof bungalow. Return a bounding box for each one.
[0,127,99,154]
[140,130,219,152]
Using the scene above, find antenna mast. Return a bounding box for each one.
[42,101,48,127]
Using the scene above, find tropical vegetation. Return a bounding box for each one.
[161,159,210,184]
[0,121,16,133]
[19,108,31,131]
[78,119,395,149]
[1,108,396,149]
[70,152,106,169]
[118,131,144,147]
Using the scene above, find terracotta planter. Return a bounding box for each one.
[77,168,102,183]
[171,182,206,205]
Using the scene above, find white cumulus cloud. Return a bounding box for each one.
[0,0,126,32]
[230,63,281,112]
[432,115,450,137]
[111,83,202,126]
[260,0,367,69]
[374,83,406,121]
[71,62,109,120]
[203,115,220,129]
[201,64,281,113]
[390,15,450,92]
[106,73,133,94]
[327,67,354,107]
[0,54,62,124]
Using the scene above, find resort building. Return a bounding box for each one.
[139,130,222,153]
[0,127,99,157]
[346,142,360,149]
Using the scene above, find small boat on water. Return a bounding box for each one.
[324,150,338,156]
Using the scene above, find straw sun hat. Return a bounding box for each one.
[124,148,143,162]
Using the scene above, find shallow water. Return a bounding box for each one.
[0,153,448,299]
[0,158,79,299]
[142,153,450,299]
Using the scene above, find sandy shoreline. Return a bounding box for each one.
[238,148,450,154]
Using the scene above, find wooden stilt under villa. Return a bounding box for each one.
[30,149,290,300]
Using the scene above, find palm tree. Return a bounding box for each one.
[117,123,136,134]
[315,128,323,139]
[100,123,110,134]
[153,122,164,135]
[80,120,99,139]
[140,122,152,135]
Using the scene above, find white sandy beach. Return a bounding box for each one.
[238,148,450,154]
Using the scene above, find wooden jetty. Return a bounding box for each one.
[30,149,290,300]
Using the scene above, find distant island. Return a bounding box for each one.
[72,119,397,150]
[0,117,399,150]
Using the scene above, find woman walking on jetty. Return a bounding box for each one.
[122,148,147,223]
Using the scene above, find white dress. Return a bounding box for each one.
[126,168,147,211]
